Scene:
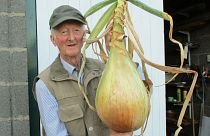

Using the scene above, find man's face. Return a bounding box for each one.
[51,21,85,60]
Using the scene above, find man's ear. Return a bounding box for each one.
[50,35,56,46]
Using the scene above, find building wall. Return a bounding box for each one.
[0,0,29,136]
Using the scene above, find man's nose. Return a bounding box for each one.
[68,31,75,41]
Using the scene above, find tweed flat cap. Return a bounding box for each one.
[49,5,86,28]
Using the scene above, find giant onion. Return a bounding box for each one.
[78,0,198,135]
[95,1,150,132]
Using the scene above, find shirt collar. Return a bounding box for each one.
[60,56,76,75]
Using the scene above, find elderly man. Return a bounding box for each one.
[33,5,133,136]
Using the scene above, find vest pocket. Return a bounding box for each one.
[59,104,86,136]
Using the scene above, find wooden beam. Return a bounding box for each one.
[174,12,210,31]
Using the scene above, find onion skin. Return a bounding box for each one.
[95,46,150,132]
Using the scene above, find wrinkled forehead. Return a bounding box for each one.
[53,20,85,30]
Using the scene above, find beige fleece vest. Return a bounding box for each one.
[33,56,110,136]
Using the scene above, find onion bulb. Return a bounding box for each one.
[95,41,150,132]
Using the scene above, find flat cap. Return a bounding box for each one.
[49,5,86,29]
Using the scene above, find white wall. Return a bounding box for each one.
[36,0,166,136]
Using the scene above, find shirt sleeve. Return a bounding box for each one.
[35,80,68,136]
[137,65,145,80]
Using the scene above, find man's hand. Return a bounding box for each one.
[110,130,133,136]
